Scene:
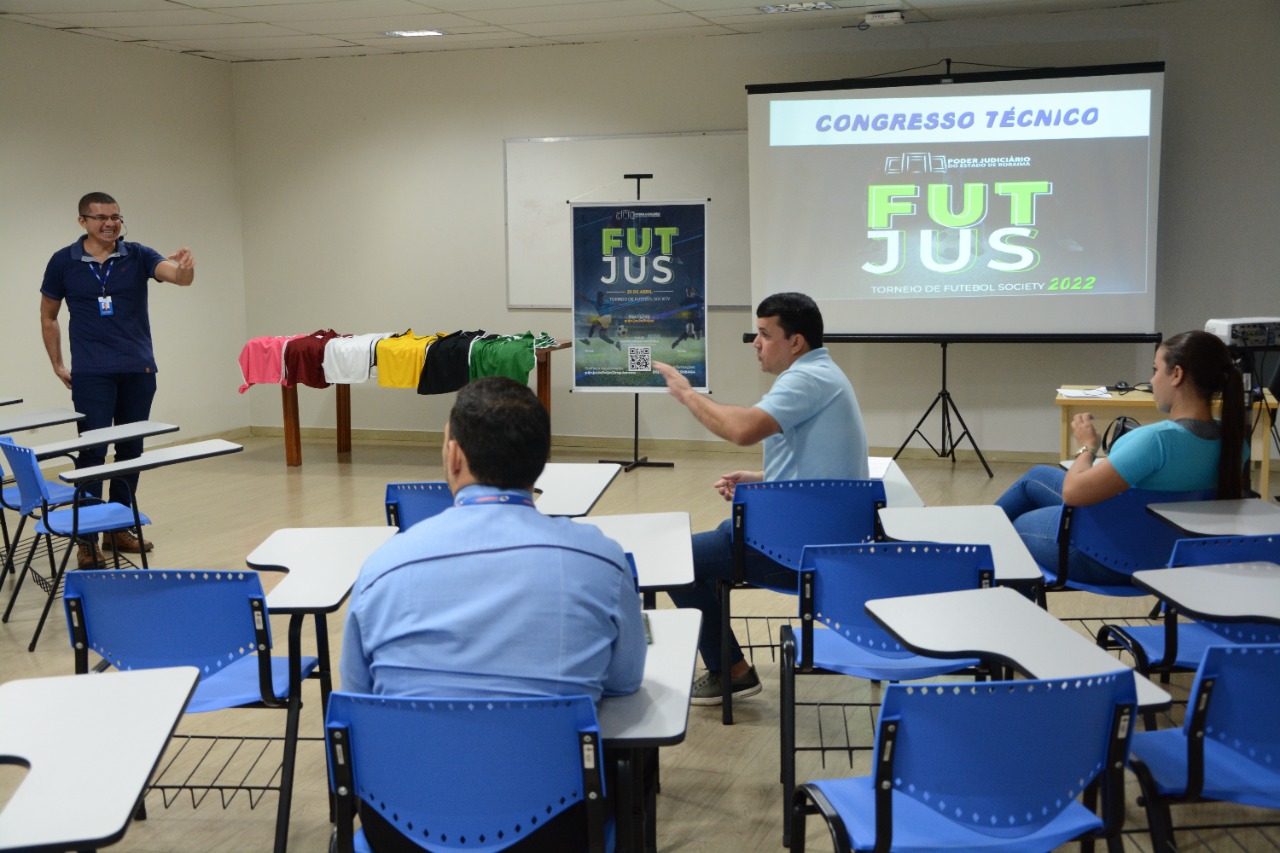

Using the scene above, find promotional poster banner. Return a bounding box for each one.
[572,202,707,391]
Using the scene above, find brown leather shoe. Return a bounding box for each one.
[77,542,106,569]
[104,528,153,553]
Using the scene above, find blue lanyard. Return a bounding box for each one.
[88,258,115,296]
[454,490,535,508]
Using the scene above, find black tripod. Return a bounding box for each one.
[893,342,992,478]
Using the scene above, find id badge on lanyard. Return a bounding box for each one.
[91,258,115,317]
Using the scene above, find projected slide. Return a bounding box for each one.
[747,64,1165,336]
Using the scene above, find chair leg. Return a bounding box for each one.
[1130,758,1178,853]
[2,528,37,623]
[719,580,734,726]
[28,538,72,652]
[273,615,308,853]
[780,627,797,848]
[2,512,30,581]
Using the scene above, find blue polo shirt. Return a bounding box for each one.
[755,347,869,482]
[41,238,165,374]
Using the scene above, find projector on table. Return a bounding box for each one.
[1205,318,1280,347]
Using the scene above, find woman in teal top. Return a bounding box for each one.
[997,330,1247,585]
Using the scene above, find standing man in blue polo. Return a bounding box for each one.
[40,192,195,567]
[653,292,868,703]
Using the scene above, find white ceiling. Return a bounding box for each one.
[0,0,1187,63]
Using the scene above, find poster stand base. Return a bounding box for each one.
[599,393,674,473]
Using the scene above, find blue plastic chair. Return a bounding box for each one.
[0,435,150,651]
[1097,535,1280,679]
[385,481,453,530]
[779,542,994,847]
[325,692,612,853]
[1128,644,1280,850]
[720,478,887,724]
[63,569,319,849]
[790,672,1138,853]
[1,452,78,579]
[1038,487,1216,601]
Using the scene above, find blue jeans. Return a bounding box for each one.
[666,518,796,672]
[995,465,1127,586]
[70,372,157,508]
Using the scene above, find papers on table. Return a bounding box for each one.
[1056,386,1112,399]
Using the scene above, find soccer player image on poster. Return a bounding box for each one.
[572,202,707,390]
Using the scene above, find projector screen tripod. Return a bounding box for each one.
[893,341,992,478]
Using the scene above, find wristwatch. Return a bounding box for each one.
[1074,445,1097,460]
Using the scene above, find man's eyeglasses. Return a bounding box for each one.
[81,214,124,223]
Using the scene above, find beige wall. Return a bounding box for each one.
[0,22,248,436]
[4,0,1277,455]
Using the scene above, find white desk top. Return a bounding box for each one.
[0,407,83,436]
[1148,498,1280,538]
[877,505,1043,583]
[0,667,198,852]
[60,439,243,484]
[866,586,1169,709]
[533,462,621,517]
[597,608,700,746]
[30,420,179,460]
[247,526,397,614]
[869,456,925,508]
[573,512,694,591]
[1133,561,1280,624]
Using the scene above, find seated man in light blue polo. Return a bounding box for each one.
[340,376,647,852]
[654,292,868,703]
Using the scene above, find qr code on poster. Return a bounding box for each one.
[627,346,653,372]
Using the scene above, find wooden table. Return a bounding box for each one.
[275,341,571,467]
[1132,561,1280,624]
[878,504,1043,585]
[1147,498,1280,537]
[0,667,198,852]
[1056,385,1275,497]
[866,586,1170,710]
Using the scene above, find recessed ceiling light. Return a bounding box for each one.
[382,30,445,37]
[759,2,835,12]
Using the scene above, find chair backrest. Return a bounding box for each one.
[732,479,886,570]
[1170,534,1280,567]
[0,437,51,515]
[1168,535,1280,644]
[63,569,273,675]
[799,542,993,660]
[1061,487,1216,577]
[1181,644,1280,802]
[874,673,1136,841]
[326,692,608,853]
[385,481,453,530]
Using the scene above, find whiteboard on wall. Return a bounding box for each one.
[504,131,749,309]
